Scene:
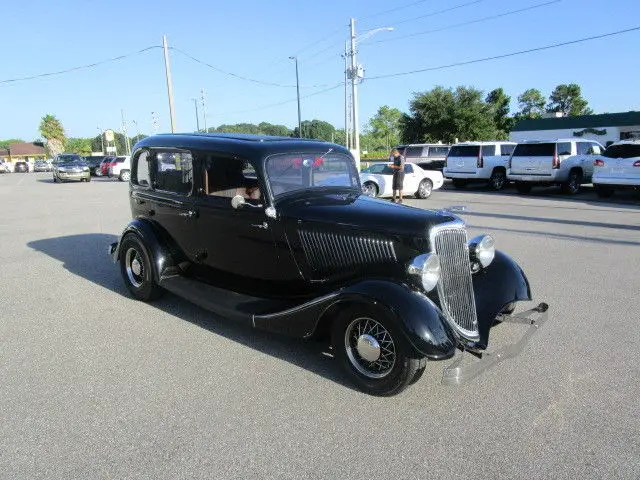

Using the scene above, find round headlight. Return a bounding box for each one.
[470,234,495,268]
[407,253,441,292]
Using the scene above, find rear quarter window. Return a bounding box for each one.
[448,145,480,157]
[557,142,572,156]
[427,146,450,157]
[404,147,424,158]
[481,145,496,156]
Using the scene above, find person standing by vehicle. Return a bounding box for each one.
[390,148,405,203]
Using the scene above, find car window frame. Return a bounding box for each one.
[196,151,264,205]
[131,148,152,190]
[148,147,195,197]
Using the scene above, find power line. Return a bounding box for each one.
[209,82,344,117]
[170,46,334,89]
[365,0,562,46]
[0,46,162,85]
[385,0,485,27]
[360,0,431,21]
[367,25,640,80]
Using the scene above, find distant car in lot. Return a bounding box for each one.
[360,162,443,199]
[108,156,131,181]
[0,161,11,173]
[14,161,30,173]
[53,159,91,183]
[592,140,640,197]
[507,139,605,194]
[83,156,107,176]
[444,141,517,191]
[400,143,451,171]
[34,160,53,172]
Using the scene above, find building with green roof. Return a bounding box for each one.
[509,111,640,145]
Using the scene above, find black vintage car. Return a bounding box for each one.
[110,133,548,396]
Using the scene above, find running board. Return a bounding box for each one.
[442,303,549,386]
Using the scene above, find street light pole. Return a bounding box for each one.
[192,98,200,132]
[289,56,302,138]
[97,127,104,154]
[201,89,207,133]
[162,35,177,133]
[349,18,360,169]
[343,41,350,149]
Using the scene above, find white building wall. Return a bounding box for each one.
[509,124,640,145]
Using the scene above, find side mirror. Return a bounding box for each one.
[231,194,246,210]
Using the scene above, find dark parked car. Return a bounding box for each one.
[53,158,91,182]
[109,133,548,396]
[83,156,106,176]
[14,161,30,173]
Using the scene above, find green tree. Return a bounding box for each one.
[294,119,336,141]
[66,138,92,156]
[258,122,292,137]
[367,105,403,151]
[546,83,593,116]
[485,88,512,138]
[516,89,547,119]
[401,86,498,144]
[38,114,66,157]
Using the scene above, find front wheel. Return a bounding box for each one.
[415,179,433,199]
[331,305,424,396]
[118,234,163,301]
[361,181,378,197]
[489,169,507,191]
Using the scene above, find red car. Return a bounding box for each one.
[99,156,117,176]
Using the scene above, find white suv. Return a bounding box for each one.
[108,156,131,182]
[400,143,451,171]
[592,140,640,197]
[507,139,604,194]
[443,141,516,191]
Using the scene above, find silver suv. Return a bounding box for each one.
[507,139,604,194]
[399,143,451,171]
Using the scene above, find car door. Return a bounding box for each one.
[402,164,419,194]
[191,153,284,289]
[143,148,200,262]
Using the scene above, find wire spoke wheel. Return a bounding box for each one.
[344,317,396,379]
[125,247,145,288]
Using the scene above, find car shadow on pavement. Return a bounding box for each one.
[28,233,353,391]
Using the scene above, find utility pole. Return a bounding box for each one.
[343,41,350,149]
[192,98,200,132]
[97,127,104,154]
[200,89,207,133]
[349,18,361,170]
[289,56,302,138]
[121,109,131,155]
[162,35,177,133]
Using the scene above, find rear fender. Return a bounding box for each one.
[111,219,176,282]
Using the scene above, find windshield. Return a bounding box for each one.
[266,151,359,197]
[363,163,394,175]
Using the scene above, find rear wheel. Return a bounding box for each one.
[452,179,467,189]
[119,234,163,301]
[119,170,131,182]
[94,167,102,176]
[415,179,433,199]
[331,305,424,396]
[561,170,582,195]
[516,182,532,194]
[489,169,507,191]
[362,181,379,197]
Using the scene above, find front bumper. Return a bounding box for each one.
[55,171,89,181]
[442,302,549,385]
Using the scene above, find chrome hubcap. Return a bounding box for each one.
[420,181,431,196]
[363,183,375,196]
[125,248,144,288]
[345,317,396,379]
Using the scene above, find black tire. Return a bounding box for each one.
[362,181,379,197]
[489,168,507,191]
[53,176,58,183]
[561,169,583,195]
[118,234,163,301]
[331,305,424,396]
[452,179,467,189]
[594,184,614,198]
[408,357,427,385]
[515,182,532,194]
[86,176,91,182]
[415,179,433,199]
[94,167,102,176]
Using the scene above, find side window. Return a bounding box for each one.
[587,143,602,155]
[481,145,496,156]
[153,150,193,195]
[133,150,150,187]
[576,142,590,155]
[500,144,515,156]
[557,142,572,156]
[203,155,261,201]
[404,164,414,174]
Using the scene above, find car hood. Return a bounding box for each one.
[277,191,459,238]
[57,163,86,168]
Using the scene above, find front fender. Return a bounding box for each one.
[473,250,532,347]
[111,219,176,282]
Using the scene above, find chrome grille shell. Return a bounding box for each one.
[430,220,479,341]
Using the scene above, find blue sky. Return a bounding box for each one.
[2,0,639,141]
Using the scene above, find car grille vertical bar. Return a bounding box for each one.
[432,225,479,340]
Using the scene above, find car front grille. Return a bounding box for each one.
[431,223,479,340]
[299,230,396,275]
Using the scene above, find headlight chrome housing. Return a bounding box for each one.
[469,234,495,269]
[407,253,440,292]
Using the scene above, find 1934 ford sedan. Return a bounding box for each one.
[110,133,548,396]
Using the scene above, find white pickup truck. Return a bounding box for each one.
[507,139,605,194]
[443,141,517,190]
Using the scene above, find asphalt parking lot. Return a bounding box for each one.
[1,172,638,479]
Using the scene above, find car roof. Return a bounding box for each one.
[609,139,640,146]
[451,141,516,146]
[403,143,450,147]
[516,138,599,144]
[135,133,349,159]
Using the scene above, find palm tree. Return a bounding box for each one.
[39,114,66,157]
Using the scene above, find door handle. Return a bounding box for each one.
[179,210,197,218]
[251,222,268,229]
